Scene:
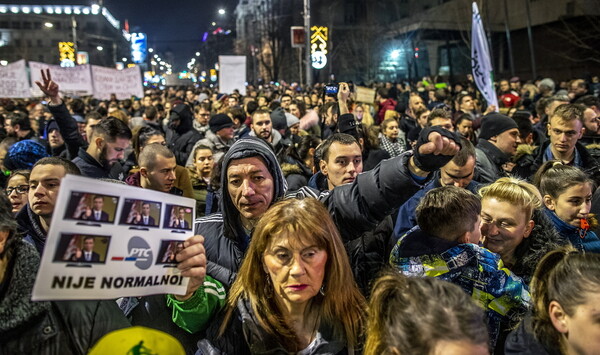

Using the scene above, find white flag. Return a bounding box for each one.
[471,2,498,111]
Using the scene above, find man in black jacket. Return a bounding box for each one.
[165,103,201,166]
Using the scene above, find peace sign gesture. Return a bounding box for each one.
[34,68,61,104]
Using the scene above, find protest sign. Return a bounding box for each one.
[91,65,144,100]
[32,175,195,300]
[29,61,94,96]
[219,55,246,94]
[0,60,30,98]
[355,86,376,104]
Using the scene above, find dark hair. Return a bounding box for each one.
[227,106,246,124]
[512,112,534,141]
[451,138,475,167]
[252,108,271,122]
[8,169,30,185]
[286,135,320,162]
[9,113,31,131]
[364,272,488,355]
[85,111,103,122]
[32,156,81,176]
[534,160,594,198]
[290,100,307,117]
[575,94,600,108]
[245,100,259,115]
[454,113,472,128]
[144,106,157,120]
[531,247,600,353]
[192,144,214,161]
[132,126,164,159]
[428,107,452,123]
[69,99,85,115]
[320,101,339,118]
[320,133,360,162]
[91,117,132,142]
[0,192,17,233]
[416,186,481,240]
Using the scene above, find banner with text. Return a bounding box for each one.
[91,65,144,100]
[30,61,94,96]
[32,175,195,300]
[0,60,30,98]
[218,55,246,95]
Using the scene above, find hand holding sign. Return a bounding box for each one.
[174,235,206,301]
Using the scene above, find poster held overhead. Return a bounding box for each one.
[218,55,246,95]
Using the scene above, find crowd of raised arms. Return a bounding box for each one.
[1,69,600,354]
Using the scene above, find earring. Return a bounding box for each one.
[319,283,326,296]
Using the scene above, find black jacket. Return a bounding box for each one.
[198,298,349,354]
[475,139,511,183]
[47,103,87,158]
[0,237,130,354]
[72,147,126,181]
[165,104,202,166]
[513,140,600,181]
[504,314,557,355]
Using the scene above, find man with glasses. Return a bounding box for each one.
[193,103,211,138]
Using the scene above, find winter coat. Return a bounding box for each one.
[544,208,600,253]
[390,228,530,349]
[72,147,126,181]
[513,140,600,181]
[362,148,390,172]
[504,314,557,355]
[281,161,312,191]
[166,104,203,166]
[196,138,423,289]
[15,203,47,254]
[197,298,350,355]
[47,102,88,157]
[475,139,511,183]
[186,130,234,167]
[0,237,130,354]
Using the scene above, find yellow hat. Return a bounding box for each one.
[88,326,185,355]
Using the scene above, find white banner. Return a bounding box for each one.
[471,2,498,110]
[91,65,144,100]
[0,60,30,98]
[33,175,195,300]
[219,55,246,94]
[29,61,94,96]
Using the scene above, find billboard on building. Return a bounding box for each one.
[131,33,147,64]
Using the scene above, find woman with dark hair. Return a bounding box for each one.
[183,198,367,354]
[281,135,320,190]
[505,246,600,354]
[365,273,488,355]
[534,161,600,252]
[5,170,30,214]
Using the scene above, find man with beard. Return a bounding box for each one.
[72,117,131,180]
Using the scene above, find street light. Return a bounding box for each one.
[195,52,200,56]
[44,22,54,28]
[97,46,103,51]
[148,48,154,53]
[390,49,400,60]
[218,8,225,15]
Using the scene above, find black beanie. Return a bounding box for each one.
[336,113,359,139]
[270,107,287,131]
[209,114,234,133]
[479,113,519,140]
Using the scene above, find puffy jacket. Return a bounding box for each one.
[390,228,530,349]
[0,237,130,354]
[545,208,600,253]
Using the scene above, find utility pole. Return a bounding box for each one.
[524,0,537,78]
[503,0,515,77]
[304,0,311,87]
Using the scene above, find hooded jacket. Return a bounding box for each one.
[196,137,423,289]
[165,104,202,166]
[15,203,47,254]
[0,237,130,354]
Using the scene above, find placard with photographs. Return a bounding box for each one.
[32,175,195,300]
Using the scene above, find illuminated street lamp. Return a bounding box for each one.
[218,8,225,15]
[96,45,103,51]
[390,49,400,60]
[195,52,200,56]
[44,22,54,28]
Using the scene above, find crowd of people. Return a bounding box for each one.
[1,68,600,354]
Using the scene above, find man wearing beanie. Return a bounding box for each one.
[186,113,235,166]
[166,103,202,166]
[475,113,521,183]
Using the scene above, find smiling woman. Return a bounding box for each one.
[198,198,367,354]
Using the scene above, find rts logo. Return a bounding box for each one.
[111,236,153,270]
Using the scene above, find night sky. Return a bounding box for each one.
[7,0,239,69]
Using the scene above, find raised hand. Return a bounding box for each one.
[174,235,207,301]
[34,68,61,103]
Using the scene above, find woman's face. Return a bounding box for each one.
[480,198,533,264]
[384,121,400,140]
[289,123,300,136]
[263,234,327,308]
[554,291,600,355]
[289,104,301,118]
[194,148,214,176]
[545,183,592,227]
[456,119,473,137]
[7,174,29,213]
[354,106,364,121]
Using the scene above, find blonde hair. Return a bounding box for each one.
[220,198,366,351]
[478,177,542,221]
[354,103,375,127]
[383,109,399,121]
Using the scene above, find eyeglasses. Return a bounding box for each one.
[5,185,29,195]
